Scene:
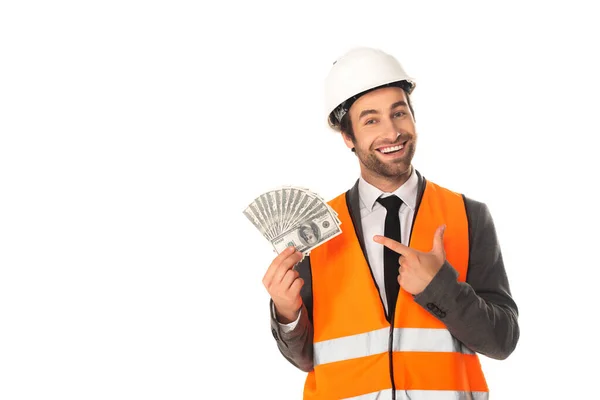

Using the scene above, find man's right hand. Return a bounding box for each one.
[262,246,305,324]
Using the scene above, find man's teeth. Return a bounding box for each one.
[380,144,404,154]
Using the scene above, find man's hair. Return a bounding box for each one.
[338,81,415,142]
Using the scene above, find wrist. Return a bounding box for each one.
[275,307,300,324]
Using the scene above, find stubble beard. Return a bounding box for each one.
[354,141,416,178]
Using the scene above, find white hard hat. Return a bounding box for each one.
[325,47,416,131]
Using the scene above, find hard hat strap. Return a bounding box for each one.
[332,104,349,124]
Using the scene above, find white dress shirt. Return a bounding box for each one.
[278,168,419,331]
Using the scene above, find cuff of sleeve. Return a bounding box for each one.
[271,301,302,333]
[413,261,460,318]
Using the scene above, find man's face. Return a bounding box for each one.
[342,87,417,179]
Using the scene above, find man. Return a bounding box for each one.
[262,47,519,400]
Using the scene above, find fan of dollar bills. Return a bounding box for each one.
[243,186,342,255]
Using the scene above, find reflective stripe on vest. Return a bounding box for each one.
[314,327,474,366]
[343,389,489,400]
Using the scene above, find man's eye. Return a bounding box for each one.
[393,111,405,118]
[365,119,376,125]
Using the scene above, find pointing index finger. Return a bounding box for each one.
[373,235,411,255]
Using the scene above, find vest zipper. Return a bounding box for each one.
[388,312,396,400]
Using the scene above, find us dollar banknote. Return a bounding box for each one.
[243,186,342,255]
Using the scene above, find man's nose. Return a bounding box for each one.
[381,118,398,141]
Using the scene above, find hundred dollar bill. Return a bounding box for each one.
[243,205,271,240]
[270,207,342,255]
[285,189,307,232]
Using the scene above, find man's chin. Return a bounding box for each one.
[359,153,411,176]
[375,163,412,178]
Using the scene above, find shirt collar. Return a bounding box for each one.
[358,167,419,212]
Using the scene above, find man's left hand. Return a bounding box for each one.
[373,225,446,295]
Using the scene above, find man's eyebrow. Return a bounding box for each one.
[391,100,408,109]
[358,101,408,120]
[358,109,378,119]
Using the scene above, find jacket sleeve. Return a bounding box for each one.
[413,197,520,360]
[268,256,314,372]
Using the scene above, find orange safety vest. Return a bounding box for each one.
[304,180,489,400]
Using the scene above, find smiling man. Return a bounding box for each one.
[262,47,520,400]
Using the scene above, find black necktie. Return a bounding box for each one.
[376,195,403,318]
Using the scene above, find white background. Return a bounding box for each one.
[1,1,598,399]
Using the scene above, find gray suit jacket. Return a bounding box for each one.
[269,170,520,372]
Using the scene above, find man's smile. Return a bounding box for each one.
[375,140,408,156]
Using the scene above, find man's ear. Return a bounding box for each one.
[341,132,355,151]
